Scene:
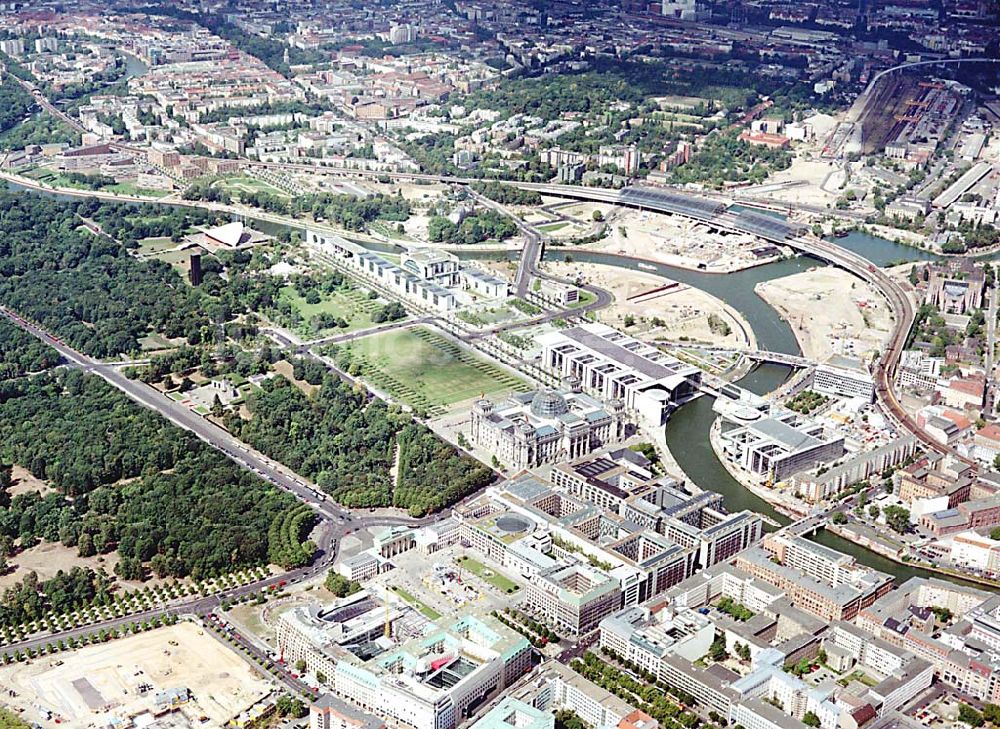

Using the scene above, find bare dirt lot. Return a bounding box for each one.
[755,267,894,362]
[584,209,777,272]
[0,622,271,727]
[8,465,54,498]
[541,261,754,348]
[0,541,120,591]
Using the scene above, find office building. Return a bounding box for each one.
[857,578,998,702]
[896,452,973,518]
[536,661,635,729]
[536,323,701,429]
[735,536,893,622]
[552,447,762,569]
[922,258,986,314]
[282,598,531,729]
[811,357,875,402]
[310,694,385,729]
[599,605,714,670]
[525,563,622,636]
[920,495,1000,536]
[792,436,917,503]
[897,350,943,392]
[470,388,626,470]
[718,409,845,483]
[470,698,553,729]
[456,469,706,612]
[308,231,456,312]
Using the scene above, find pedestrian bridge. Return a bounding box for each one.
[658,341,813,369]
[744,350,813,368]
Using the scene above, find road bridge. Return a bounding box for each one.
[0,108,971,465]
[657,341,813,369]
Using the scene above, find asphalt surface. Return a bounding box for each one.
[0,307,450,656]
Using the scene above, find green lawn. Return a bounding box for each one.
[138,333,178,351]
[391,585,442,620]
[217,176,291,199]
[456,306,517,327]
[135,237,177,255]
[155,248,194,265]
[24,168,92,189]
[335,326,530,415]
[0,707,29,728]
[103,182,171,198]
[567,290,597,309]
[538,221,569,233]
[23,169,169,198]
[278,285,382,336]
[456,556,519,593]
[369,221,411,240]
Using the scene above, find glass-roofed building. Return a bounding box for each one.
[470,387,626,470]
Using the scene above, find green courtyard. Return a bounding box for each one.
[456,555,520,594]
[390,585,442,620]
[332,326,529,416]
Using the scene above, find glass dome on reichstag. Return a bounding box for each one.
[530,389,569,418]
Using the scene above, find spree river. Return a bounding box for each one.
[541,244,992,589]
[5,182,987,587]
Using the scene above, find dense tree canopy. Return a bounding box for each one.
[0,319,61,380]
[471,182,542,206]
[667,130,791,188]
[0,74,35,134]
[0,193,212,357]
[0,194,294,357]
[0,369,301,584]
[428,211,517,245]
[227,375,493,515]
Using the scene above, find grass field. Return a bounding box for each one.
[135,237,177,255]
[456,556,519,594]
[24,168,93,189]
[337,327,529,415]
[278,285,382,336]
[152,249,194,278]
[369,221,412,240]
[138,333,179,352]
[538,221,569,233]
[216,175,291,199]
[103,182,171,198]
[391,585,442,620]
[567,290,597,309]
[23,169,169,198]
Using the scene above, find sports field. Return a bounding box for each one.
[338,327,529,415]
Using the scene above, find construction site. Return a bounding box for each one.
[0,622,272,728]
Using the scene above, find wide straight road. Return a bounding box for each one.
[0,308,447,529]
[0,307,347,517]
